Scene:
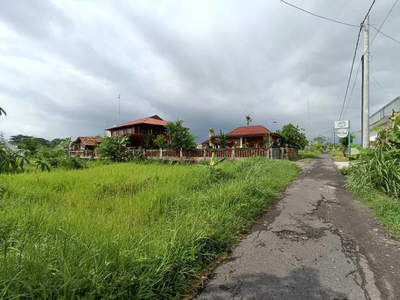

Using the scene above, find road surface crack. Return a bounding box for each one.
[333,229,372,300]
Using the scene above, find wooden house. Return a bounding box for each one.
[69,137,101,157]
[106,115,167,148]
[202,125,280,149]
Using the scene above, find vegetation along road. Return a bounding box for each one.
[0,157,300,299]
[196,154,400,300]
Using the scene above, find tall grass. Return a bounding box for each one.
[346,146,400,198]
[0,158,300,299]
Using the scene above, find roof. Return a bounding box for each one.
[73,137,101,146]
[106,115,167,130]
[369,96,400,126]
[226,125,280,138]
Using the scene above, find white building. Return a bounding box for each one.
[369,96,400,142]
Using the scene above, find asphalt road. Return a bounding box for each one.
[195,154,400,300]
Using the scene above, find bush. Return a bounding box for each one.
[36,146,85,170]
[346,146,400,198]
[309,144,323,154]
[97,135,132,162]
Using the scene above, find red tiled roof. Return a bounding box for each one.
[106,115,167,130]
[226,125,280,138]
[75,137,101,146]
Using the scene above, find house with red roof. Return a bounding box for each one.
[106,115,168,148]
[202,125,280,149]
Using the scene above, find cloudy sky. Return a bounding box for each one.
[0,0,399,144]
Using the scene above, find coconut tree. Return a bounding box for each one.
[245,115,253,126]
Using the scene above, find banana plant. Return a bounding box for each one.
[200,152,226,167]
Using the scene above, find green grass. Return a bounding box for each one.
[330,149,349,162]
[295,151,320,163]
[0,158,300,299]
[346,185,400,239]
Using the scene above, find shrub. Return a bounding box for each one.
[97,135,132,162]
[309,144,323,154]
[347,145,400,198]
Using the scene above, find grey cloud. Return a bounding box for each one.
[0,0,399,145]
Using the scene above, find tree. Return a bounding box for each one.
[154,135,168,149]
[313,135,326,144]
[339,133,355,157]
[276,123,308,150]
[209,128,216,148]
[219,130,227,148]
[245,115,253,126]
[144,130,155,149]
[50,138,68,148]
[10,134,33,144]
[18,138,42,155]
[97,134,131,162]
[165,119,197,150]
[0,107,6,116]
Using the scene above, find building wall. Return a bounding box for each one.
[369,96,400,142]
[110,124,166,137]
[226,135,278,148]
[226,138,241,148]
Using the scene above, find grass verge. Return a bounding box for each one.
[346,185,400,239]
[295,151,320,163]
[330,149,349,162]
[0,157,300,299]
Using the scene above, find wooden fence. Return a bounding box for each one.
[143,148,297,161]
[70,148,298,161]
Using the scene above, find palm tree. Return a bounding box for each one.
[245,115,253,126]
[0,107,6,116]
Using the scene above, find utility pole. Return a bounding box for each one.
[362,16,370,148]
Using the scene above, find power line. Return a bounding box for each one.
[343,0,398,118]
[371,27,400,45]
[343,60,362,118]
[370,0,398,46]
[371,73,391,98]
[280,0,359,27]
[362,0,376,24]
[338,0,376,121]
[338,28,362,120]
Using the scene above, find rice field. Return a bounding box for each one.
[0,158,300,299]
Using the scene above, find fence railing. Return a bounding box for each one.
[69,148,298,160]
[143,147,297,161]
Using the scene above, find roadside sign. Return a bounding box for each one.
[337,129,348,138]
[334,120,349,129]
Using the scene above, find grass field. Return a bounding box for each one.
[0,158,300,299]
[330,148,349,162]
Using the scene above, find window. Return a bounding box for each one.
[119,129,123,135]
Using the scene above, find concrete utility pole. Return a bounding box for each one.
[362,16,370,148]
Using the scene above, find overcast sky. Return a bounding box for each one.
[0,0,399,144]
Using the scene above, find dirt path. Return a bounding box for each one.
[195,154,400,300]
